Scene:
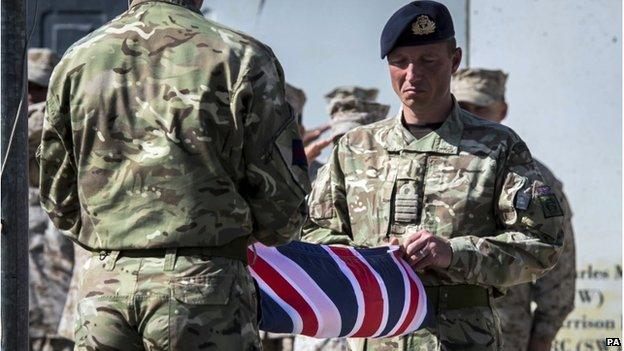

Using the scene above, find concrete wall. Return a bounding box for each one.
[469,0,622,347]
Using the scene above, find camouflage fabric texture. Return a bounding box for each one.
[38,0,309,251]
[57,244,91,342]
[39,0,309,349]
[495,159,576,350]
[28,48,59,88]
[28,187,74,348]
[29,100,75,349]
[302,100,564,350]
[74,254,260,350]
[28,102,46,186]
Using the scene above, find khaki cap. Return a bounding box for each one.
[330,98,390,139]
[325,86,379,114]
[28,48,59,87]
[451,68,508,107]
[285,83,307,121]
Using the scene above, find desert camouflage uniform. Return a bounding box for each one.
[302,100,564,351]
[451,68,577,350]
[494,160,576,350]
[29,96,75,351]
[38,0,309,349]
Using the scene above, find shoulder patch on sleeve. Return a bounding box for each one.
[535,186,563,218]
[514,191,531,211]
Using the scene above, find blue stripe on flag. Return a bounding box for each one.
[276,241,358,336]
[258,290,295,333]
[360,249,406,336]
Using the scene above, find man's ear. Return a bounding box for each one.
[451,48,462,73]
[499,101,508,121]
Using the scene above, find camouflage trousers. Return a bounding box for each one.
[74,251,261,350]
[30,336,74,351]
[352,306,501,351]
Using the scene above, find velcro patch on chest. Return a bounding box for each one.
[292,139,307,166]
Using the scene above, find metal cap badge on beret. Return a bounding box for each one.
[28,48,59,87]
[451,68,508,107]
[380,0,455,59]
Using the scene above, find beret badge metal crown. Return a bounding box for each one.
[411,15,436,35]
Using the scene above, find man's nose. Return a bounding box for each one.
[405,62,424,83]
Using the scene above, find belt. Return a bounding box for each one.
[425,285,491,311]
[92,236,249,264]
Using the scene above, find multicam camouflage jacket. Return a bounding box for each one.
[38,0,309,251]
[303,101,563,289]
[495,159,576,349]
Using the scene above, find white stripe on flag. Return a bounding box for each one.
[260,247,342,338]
[399,259,428,333]
[348,247,390,338]
[249,267,304,334]
[386,250,413,337]
[322,246,365,337]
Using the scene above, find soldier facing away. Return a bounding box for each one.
[38,0,309,349]
[302,1,564,350]
[452,68,576,351]
[27,47,76,351]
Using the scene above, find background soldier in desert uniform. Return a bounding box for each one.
[452,68,576,351]
[38,0,309,349]
[294,86,389,351]
[302,1,564,350]
[27,48,75,351]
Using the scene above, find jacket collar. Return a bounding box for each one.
[384,97,463,155]
[130,0,201,14]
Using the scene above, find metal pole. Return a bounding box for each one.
[0,0,29,349]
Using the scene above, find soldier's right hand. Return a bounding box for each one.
[303,125,331,146]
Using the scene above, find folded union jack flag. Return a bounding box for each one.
[247,241,429,338]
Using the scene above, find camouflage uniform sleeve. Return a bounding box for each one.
[38,81,81,234]
[301,139,354,246]
[530,182,576,341]
[442,138,564,288]
[234,47,310,246]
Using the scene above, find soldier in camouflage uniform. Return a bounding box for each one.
[38,0,309,349]
[294,87,390,351]
[452,68,576,351]
[286,83,331,185]
[302,2,563,350]
[27,48,76,351]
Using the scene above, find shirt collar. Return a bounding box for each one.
[130,0,201,14]
[384,97,463,155]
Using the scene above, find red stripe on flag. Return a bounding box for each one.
[390,253,420,337]
[329,246,384,338]
[249,253,319,336]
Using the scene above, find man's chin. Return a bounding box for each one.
[401,96,430,109]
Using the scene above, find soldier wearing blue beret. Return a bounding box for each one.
[303,1,564,350]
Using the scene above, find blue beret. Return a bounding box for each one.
[380,1,455,59]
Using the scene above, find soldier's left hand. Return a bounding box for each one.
[401,229,453,270]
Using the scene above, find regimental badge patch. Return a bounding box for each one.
[292,139,308,166]
[514,191,531,211]
[411,15,436,35]
[535,186,563,218]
